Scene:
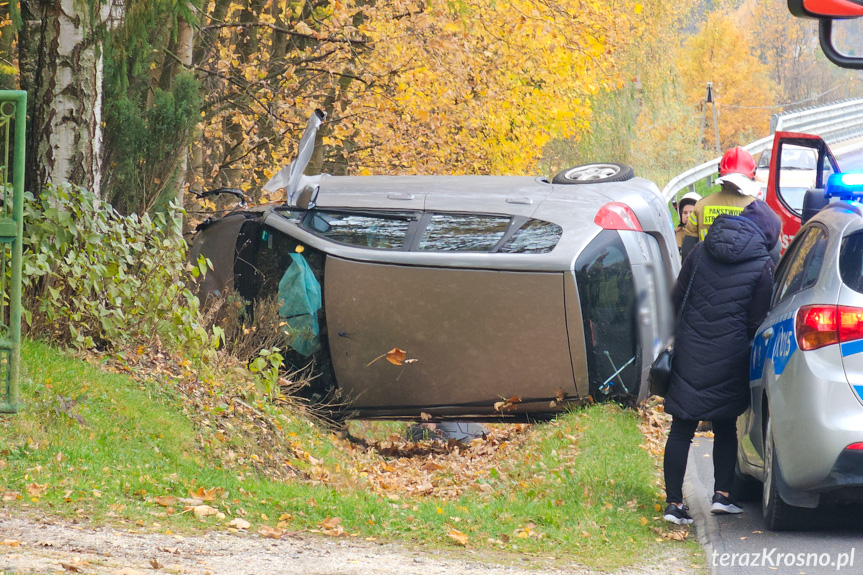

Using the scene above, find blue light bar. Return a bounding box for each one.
[825,172,863,199]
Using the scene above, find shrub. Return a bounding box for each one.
[21,183,213,352]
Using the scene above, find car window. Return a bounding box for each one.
[574,230,637,398]
[418,214,511,252]
[777,144,819,214]
[774,226,828,304]
[757,149,771,169]
[499,219,562,254]
[303,210,413,249]
[840,232,863,294]
[783,147,817,169]
[821,153,836,186]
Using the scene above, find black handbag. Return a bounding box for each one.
[649,252,702,398]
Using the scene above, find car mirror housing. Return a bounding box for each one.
[788,0,863,69]
[296,184,319,210]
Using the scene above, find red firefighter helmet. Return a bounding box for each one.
[719,147,756,179]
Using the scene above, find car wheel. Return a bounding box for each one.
[762,417,802,530]
[552,163,635,185]
[732,461,762,502]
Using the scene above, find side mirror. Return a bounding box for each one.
[788,0,863,69]
[295,184,319,210]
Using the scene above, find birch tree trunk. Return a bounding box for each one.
[174,15,193,236]
[27,0,110,197]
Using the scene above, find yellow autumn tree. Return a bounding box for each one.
[186,0,644,210]
[747,0,863,105]
[627,0,707,185]
[677,10,776,150]
[328,0,641,176]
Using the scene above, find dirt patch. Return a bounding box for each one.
[1,512,705,575]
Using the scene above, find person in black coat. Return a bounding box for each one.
[662,200,780,525]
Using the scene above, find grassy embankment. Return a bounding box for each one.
[0,339,703,570]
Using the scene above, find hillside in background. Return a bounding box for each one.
[549,0,863,189]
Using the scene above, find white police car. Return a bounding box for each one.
[740,173,863,530]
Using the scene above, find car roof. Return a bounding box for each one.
[805,201,863,238]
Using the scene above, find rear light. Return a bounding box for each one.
[594,202,643,232]
[796,305,838,351]
[845,442,863,450]
[796,305,863,351]
[839,306,863,342]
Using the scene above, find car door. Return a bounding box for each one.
[764,132,839,253]
[324,212,576,418]
[744,225,830,469]
[835,230,863,403]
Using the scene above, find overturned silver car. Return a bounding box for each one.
[191,112,679,420]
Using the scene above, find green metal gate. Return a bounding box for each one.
[0,91,26,414]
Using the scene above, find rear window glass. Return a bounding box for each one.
[418,214,511,252]
[840,232,863,294]
[499,219,562,254]
[303,210,412,249]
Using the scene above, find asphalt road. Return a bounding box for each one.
[836,144,863,170]
[686,438,863,575]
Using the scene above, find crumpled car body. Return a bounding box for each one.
[191,170,679,421]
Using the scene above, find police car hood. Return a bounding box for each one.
[704,215,770,264]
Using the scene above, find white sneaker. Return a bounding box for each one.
[710,493,743,515]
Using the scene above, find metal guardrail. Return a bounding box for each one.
[662,98,863,202]
[0,91,25,414]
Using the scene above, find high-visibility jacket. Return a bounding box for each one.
[683,188,754,242]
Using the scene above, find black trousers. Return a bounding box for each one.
[664,416,737,504]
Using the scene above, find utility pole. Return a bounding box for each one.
[700,82,721,155]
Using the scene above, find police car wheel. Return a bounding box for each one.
[552,163,634,185]
[762,416,803,531]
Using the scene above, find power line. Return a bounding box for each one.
[718,85,841,110]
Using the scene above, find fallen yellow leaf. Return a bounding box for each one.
[26,482,48,497]
[228,518,251,530]
[187,504,218,518]
[321,516,344,536]
[447,528,468,546]
[190,487,220,501]
[259,525,285,539]
[386,348,407,366]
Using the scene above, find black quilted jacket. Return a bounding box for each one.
[664,214,774,421]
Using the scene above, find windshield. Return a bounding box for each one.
[781,146,817,170]
[757,145,818,170]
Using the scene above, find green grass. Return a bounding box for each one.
[0,339,702,570]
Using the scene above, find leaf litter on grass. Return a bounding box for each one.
[337,424,532,499]
[80,344,535,505]
[34,341,682,566]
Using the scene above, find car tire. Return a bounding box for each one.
[552,163,635,185]
[732,461,762,502]
[762,417,803,531]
